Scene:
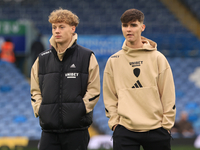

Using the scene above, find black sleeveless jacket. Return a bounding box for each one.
[38,42,93,132]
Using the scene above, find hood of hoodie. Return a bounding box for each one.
[49,33,78,61]
[122,36,157,55]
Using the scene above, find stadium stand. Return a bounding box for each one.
[0,0,199,56]
[0,0,200,140]
[0,60,41,139]
[181,0,200,21]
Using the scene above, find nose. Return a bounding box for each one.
[127,25,131,31]
[54,28,60,33]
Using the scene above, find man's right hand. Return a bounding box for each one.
[112,124,118,131]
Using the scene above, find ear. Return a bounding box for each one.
[71,26,76,33]
[141,24,145,32]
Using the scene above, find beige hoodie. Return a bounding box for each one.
[103,36,176,132]
[31,33,100,117]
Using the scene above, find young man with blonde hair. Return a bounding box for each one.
[103,8,176,150]
[31,8,100,150]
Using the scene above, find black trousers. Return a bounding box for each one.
[113,125,171,150]
[39,129,90,150]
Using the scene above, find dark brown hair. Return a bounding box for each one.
[120,9,144,23]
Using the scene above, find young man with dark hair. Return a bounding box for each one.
[103,8,176,150]
[30,8,100,150]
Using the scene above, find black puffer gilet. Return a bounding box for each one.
[38,42,93,132]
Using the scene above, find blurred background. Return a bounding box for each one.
[0,0,200,149]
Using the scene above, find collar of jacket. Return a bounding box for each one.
[51,42,77,62]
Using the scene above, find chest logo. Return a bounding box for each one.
[111,55,119,58]
[65,73,79,78]
[129,61,143,67]
[41,50,51,56]
[70,64,76,68]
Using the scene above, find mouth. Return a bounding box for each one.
[127,34,133,37]
[55,36,61,38]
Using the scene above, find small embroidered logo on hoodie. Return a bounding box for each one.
[111,55,119,58]
[132,68,143,88]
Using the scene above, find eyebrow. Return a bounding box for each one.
[52,24,65,27]
[122,23,138,26]
[130,23,138,26]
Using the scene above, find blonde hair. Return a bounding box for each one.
[48,8,79,27]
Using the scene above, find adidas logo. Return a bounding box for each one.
[70,64,76,68]
[132,68,143,88]
[132,80,143,88]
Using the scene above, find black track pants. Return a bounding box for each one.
[39,129,90,150]
[113,125,171,150]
